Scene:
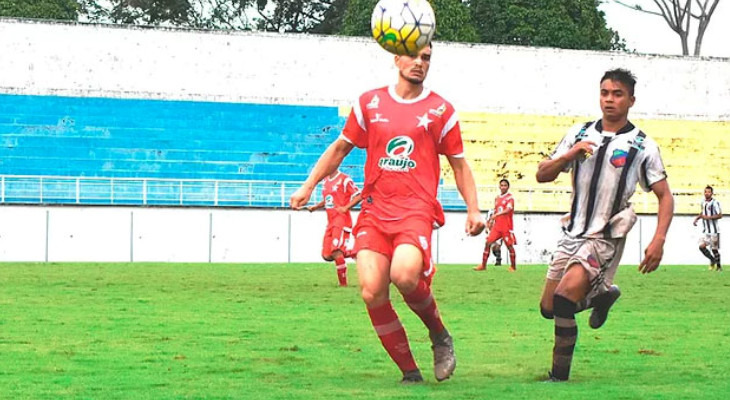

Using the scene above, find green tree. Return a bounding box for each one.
[79,1,257,29]
[469,0,625,50]
[0,0,79,20]
[340,0,479,42]
[255,0,337,32]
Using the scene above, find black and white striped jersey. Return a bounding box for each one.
[550,120,667,238]
[700,198,722,234]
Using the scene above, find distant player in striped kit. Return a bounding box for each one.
[693,185,722,271]
[307,170,362,286]
[536,69,674,382]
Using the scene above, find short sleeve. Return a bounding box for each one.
[345,177,360,197]
[638,139,668,192]
[437,111,464,157]
[340,100,368,148]
[714,200,722,215]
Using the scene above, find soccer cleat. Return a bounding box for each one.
[589,285,621,329]
[508,266,516,272]
[494,259,502,266]
[473,265,486,271]
[401,369,424,384]
[543,371,568,382]
[430,329,456,381]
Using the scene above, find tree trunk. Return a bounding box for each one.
[680,31,689,56]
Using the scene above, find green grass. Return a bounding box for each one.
[0,263,728,399]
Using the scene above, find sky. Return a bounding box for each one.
[599,0,730,58]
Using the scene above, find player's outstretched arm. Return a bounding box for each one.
[337,193,363,214]
[290,139,354,210]
[308,200,325,212]
[639,179,674,274]
[447,156,485,236]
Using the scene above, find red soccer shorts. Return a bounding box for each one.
[352,213,436,284]
[487,228,516,246]
[322,224,351,260]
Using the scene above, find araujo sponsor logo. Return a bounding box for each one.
[379,136,417,172]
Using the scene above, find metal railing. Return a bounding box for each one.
[0,174,716,214]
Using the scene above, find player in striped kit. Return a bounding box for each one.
[535,69,674,381]
[307,170,362,286]
[693,186,722,271]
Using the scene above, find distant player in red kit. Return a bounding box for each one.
[307,170,362,286]
[290,43,484,383]
[475,179,517,271]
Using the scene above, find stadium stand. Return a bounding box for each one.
[1,94,727,212]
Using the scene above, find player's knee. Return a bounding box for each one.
[390,270,419,294]
[359,287,387,307]
[540,307,554,320]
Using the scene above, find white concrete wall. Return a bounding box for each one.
[0,206,723,265]
[0,19,728,120]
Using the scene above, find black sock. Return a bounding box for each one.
[700,247,715,262]
[552,294,577,381]
[712,250,721,268]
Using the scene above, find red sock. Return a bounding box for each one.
[481,244,489,267]
[367,302,418,373]
[334,255,347,286]
[508,247,516,268]
[402,279,445,335]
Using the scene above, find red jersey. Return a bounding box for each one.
[340,86,464,226]
[322,171,360,227]
[493,193,514,231]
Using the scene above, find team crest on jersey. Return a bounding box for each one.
[379,136,417,172]
[367,95,380,110]
[610,149,628,168]
[429,103,447,117]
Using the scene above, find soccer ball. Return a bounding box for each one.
[371,0,436,56]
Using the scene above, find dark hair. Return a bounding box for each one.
[601,68,636,96]
[500,178,510,187]
[706,185,714,193]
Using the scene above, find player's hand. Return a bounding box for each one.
[307,205,315,212]
[290,185,314,210]
[465,210,485,236]
[693,219,698,226]
[639,237,664,274]
[335,206,348,214]
[568,141,597,161]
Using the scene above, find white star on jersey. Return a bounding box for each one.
[416,112,432,130]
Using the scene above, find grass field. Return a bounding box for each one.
[0,262,728,399]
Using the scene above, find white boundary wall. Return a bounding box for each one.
[0,206,723,265]
[1,19,729,120]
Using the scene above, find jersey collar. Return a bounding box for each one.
[387,85,431,104]
[326,171,341,182]
[595,119,635,135]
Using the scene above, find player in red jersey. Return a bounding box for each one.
[475,179,517,271]
[290,43,484,384]
[307,170,362,286]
